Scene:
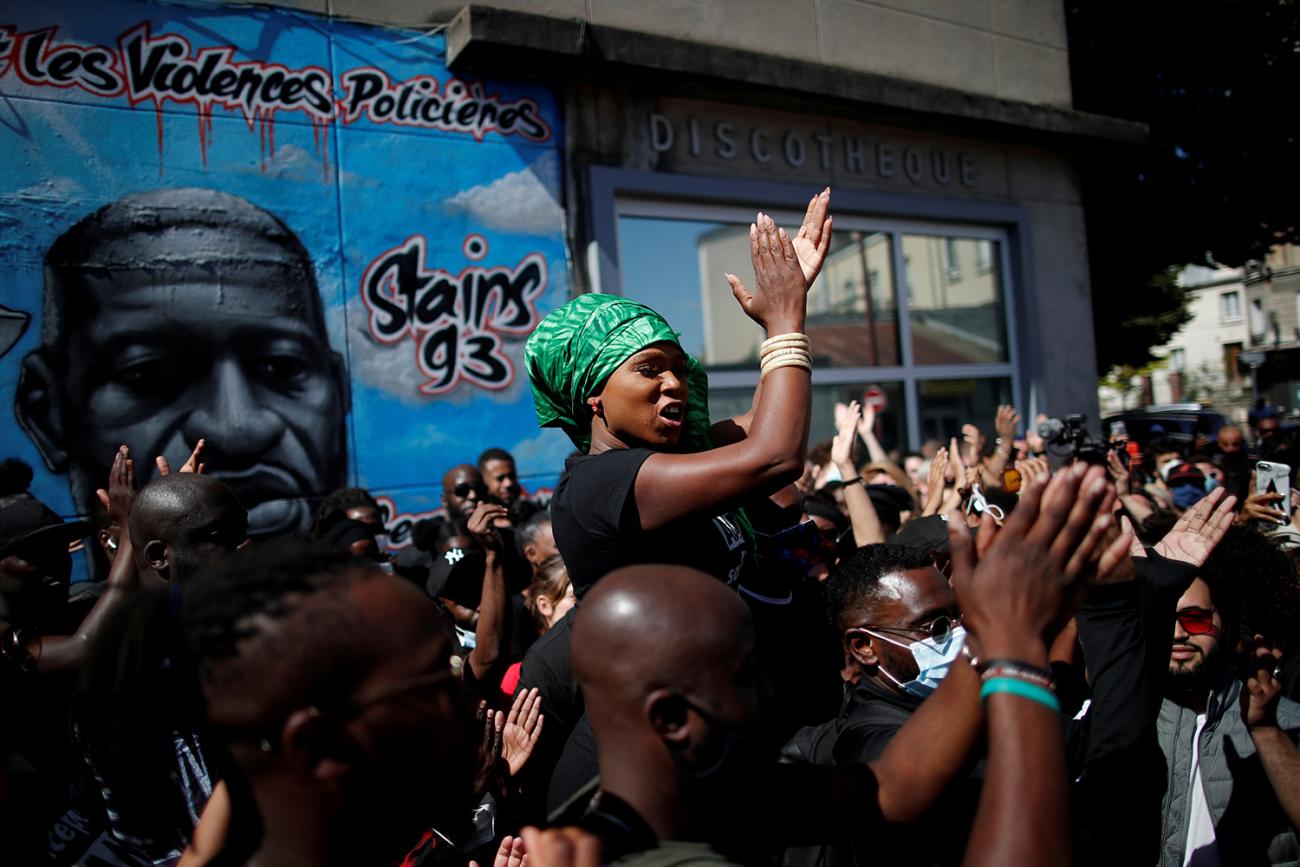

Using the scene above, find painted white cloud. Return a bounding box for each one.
[509,426,578,478]
[441,152,563,236]
[333,297,437,407]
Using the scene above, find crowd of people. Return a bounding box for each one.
[3,188,1300,866]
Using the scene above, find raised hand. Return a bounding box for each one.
[923,448,950,516]
[726,212,812,334]
[1019,455,1052,487]
[858,401,877,442]
[947,464,1114,661]
[1240,489,1288,526]
[468,502,509,552]
[1106,448,1131,493]
[1095,515,1140,585]
[95,446,138,526]
[1026,413,1048,455]
[961,424,985,468]
[473,700,504,797]
[1153,486,1237,566]
[502,687,545,777]
[994,405,1020,445]
[832,400,861,476]
[1240,635,1284,730]
[791,187,832,289]
[157,438,207,477]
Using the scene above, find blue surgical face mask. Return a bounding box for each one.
[1204,476,1220,493]
[865,625,967,698]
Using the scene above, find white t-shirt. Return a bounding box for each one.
[1183,713,1221,867]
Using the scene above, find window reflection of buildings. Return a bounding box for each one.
[903,236,1003,364]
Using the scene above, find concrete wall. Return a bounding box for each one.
[273,0,1074,107]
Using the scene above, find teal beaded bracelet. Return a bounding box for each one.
[979,676,1061,714]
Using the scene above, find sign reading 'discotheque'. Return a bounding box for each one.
[644,101,983,190]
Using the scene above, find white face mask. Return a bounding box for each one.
[863,625,968,698]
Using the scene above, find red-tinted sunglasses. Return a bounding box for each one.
[1175,607,1219,636]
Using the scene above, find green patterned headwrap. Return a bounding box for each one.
[525,294,712,453]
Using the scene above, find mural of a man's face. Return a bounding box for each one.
[16,188,350,540]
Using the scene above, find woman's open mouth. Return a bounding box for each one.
[659,403,685,428]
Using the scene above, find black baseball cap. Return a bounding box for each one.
[0,494,90,559]
[425,546,486,608]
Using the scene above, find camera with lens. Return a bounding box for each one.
[1037,413,1124,466]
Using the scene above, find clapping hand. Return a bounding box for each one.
[725,212,808,332]
[95,446,137,526]
[791,187,833,290]
[832,400,861,476]
[947,464,1116,660]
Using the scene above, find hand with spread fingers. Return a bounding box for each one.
[156,438,207,477]
[502,687,545,777]
[1150,486,1237,567]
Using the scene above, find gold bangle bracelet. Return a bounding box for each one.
[760,333,810,353]
[760,355,812,381]
[760,347,812,369]
[761,347,811,364]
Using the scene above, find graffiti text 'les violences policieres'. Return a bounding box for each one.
[0,23,552,142]
[362,237,548,396]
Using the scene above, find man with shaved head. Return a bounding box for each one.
[129,473,248,585]
[572,564,773,862]
[569,465,1119,867]
[443,464,487,521]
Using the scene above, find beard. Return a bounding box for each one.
[1166,642,1225,697]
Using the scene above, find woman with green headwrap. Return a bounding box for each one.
[525,190,832,599]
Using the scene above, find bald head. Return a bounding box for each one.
[442,464,484,520]
[573,564,753,714]
[129,474,247,583]
[573,565,769,835]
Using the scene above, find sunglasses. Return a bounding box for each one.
[855,614,961,645]
[452,482,486,499]
[1175,607,1218,636]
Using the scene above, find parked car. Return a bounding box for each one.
[1101,404,1230,447]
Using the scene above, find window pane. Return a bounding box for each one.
[618,215,900,369]
[917,378,1013,448]
[813,231,900,366]
[903,234,1007,364]
[710,381,907,458]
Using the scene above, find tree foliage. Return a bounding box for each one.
[1067,0,1300,371]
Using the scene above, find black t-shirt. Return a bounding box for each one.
[551,448,751,596]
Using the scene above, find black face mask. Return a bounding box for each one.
[669,691,778,791]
